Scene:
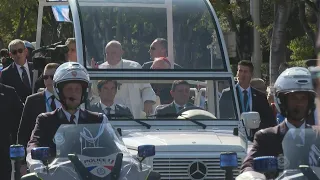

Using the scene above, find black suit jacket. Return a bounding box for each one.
[0,62,33,102]
[241,122,315,173]
[219,86,276,135]
[27,108,104,157]
[17,91,46,147]
[142,61,183,69]
[88,102,133,119]
[0,83,24,175]
[154,102,194,118]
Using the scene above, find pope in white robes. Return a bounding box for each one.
[91,40,156,119]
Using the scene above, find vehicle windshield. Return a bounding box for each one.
[276,127,320,179]
[87,78,238,121]
[55,123,128,158]
[76,0,226,71]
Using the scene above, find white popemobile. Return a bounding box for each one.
[33,0,262,179]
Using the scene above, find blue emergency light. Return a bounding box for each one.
[10,144,25,160]
[138,145,155,158]
[254,156,278,173]
[31,147,51,162]
[220,152,238,169]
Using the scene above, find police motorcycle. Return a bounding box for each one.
[30,0,265,178]
[235,127,320,180]
[10,122,161,180]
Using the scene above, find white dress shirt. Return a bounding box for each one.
[173,101,187,113]
[100,101,116,114]
[285,119,305,144]
[15,61,31,85]
[61,108,80,124]
[44,89,61,112]
[97,59,156,118]
[237,85,252,111]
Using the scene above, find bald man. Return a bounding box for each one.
[151,57,171,69]
[91,40,156,118]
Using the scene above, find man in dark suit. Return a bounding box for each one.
[88,80,133,119]
[155,80,195,118]
[0,83,24,180]
[0,39,34,102]
[18,63,60,148]
[219,60,276,136]
[142,38,182,69]
[240,67,316,175]
[26,62,107,172]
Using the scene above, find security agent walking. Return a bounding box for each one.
[26,62,108,172]
[0,83,24,180]
[239,67,317,175]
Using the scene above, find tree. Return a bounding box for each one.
[269,0,293,85]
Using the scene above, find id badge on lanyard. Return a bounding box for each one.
[236,84,250,112]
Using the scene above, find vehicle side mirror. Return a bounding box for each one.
[241,112,260,129]
[31,147,51,165]
[138,145,155,158]
[10,144,25,161]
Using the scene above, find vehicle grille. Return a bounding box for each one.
[153,157,242,180]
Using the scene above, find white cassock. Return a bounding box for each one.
[99,59,156,118]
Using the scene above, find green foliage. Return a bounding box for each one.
[287,35,314,61]
[0,0,38,43]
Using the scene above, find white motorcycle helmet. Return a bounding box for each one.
[273,67,316,117]
[53,62,90,108]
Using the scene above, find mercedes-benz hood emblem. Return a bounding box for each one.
[188,161,207,180]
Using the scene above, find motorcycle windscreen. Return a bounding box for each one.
[35,122,152,180]
[277,126,320,179]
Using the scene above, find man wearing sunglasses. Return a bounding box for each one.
[0,39,34,102]
[141,38,183,69]
[17,63,60,176]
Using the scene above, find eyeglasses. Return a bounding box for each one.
[11,48,24,55]
[43,75,54,80]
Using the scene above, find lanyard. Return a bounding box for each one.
[236,85,250,112]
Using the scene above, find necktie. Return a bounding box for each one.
[50,96,56,111]
[70,114,76,124]
[20,66,31,88]
[105,107,111,115]
[294,129,303,146]
[243,90,249,112]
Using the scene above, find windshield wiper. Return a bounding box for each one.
[108,114,151,129]
[181,117,207,129]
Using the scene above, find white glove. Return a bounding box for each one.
[29,163,46,173]
[236,171,266,180]
[26,153,46,173]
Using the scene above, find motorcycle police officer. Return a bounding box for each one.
[237,67,316,179]
[26,62,108,172]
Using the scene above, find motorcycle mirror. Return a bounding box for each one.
[31,147,51,163]
[10,144,25,161]
[138,145,155,158]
